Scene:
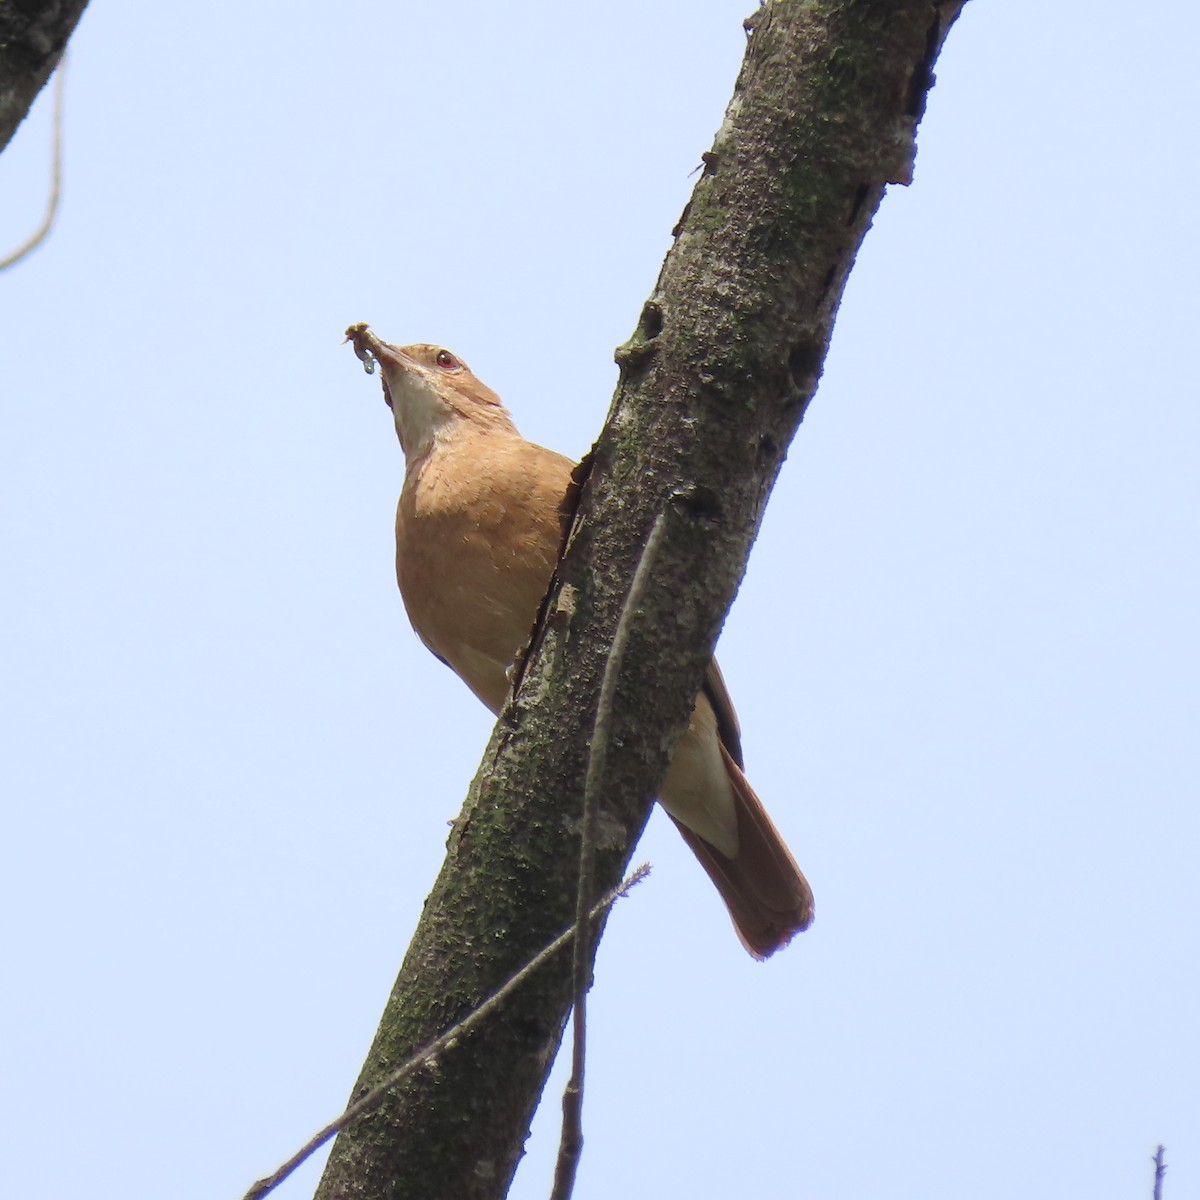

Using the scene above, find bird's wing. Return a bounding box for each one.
[702,658,745,769]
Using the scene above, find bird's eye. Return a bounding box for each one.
[435,350,460,370]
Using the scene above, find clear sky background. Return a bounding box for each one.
[2,3,1196,1198]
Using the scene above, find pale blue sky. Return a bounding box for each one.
[2,3,1197,1198]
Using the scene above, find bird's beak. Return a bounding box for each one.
[345,323,412,410]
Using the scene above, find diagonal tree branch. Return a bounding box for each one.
[315,4,969,1198]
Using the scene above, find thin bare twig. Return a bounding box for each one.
[0,56,66,272]
[243,864,650,1200]
[1152,1144,1166,1200]
[550,512,668,1200]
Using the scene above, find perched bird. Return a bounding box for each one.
[346,324,813,958]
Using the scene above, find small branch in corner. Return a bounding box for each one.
[0,57,67,272]
[1152,1144,1166,1200]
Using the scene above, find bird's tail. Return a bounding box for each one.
[668,743,814,959]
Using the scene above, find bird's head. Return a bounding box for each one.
[345,325,513,463]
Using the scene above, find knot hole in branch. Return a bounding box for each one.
[670,483,722,524]
[788,337,822,395]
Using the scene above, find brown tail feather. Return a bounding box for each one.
[669,743,814,960]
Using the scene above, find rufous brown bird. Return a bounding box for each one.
[346,323,814,958]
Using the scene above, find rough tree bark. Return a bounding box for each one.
[0,0,88,156]
[315,3,968,1198]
